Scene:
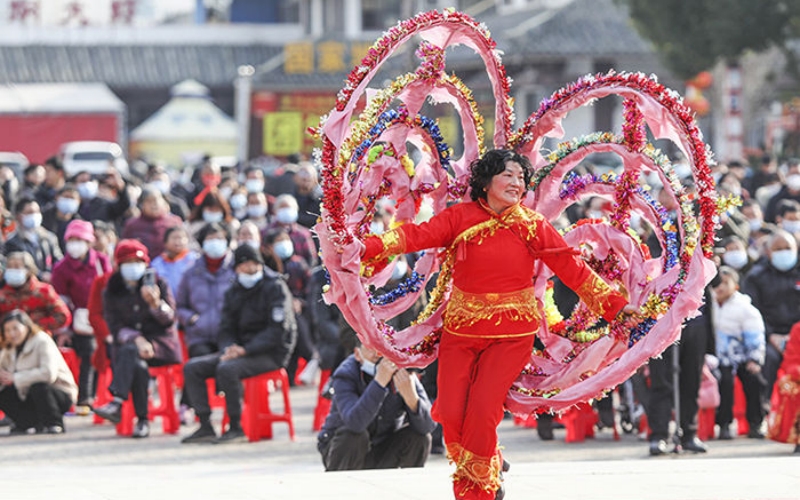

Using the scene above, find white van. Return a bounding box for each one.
[60,141,129,179]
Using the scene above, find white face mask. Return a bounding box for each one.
[202,238,228,259]
[66,240,89,260]
[748,218,763,232]
[787,174,800,192]
[391,259,408,281]
[360,359,377,377]
[247,205,268,219]
[782,220,800,234]
[370,221,385,235]
[273,239,294,260]
[77,181,98,200]
[275,207,298,225]
[21,213,42,230]
[245,179,265,194]
[229,193,247,210]
[148,180,171,195]
[203,210,224,223]
[4,268,27,288]
[120,262,147,282]
[721,249,748,270]
[237,271,263,289]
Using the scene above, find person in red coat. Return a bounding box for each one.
[362,150,638,500]
[0,251,71,335]
[767,320,800,453]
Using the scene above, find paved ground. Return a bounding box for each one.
[2,383,798,499]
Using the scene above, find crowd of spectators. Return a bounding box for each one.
[1,150,799,460]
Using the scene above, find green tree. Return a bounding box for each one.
[616,0,800,79]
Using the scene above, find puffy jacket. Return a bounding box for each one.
[742,260,800,336]
[0,331,77,403]
[175,253,236,348]
[218,267,297,366]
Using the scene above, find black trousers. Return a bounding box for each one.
[183,352,280,427]
[763,342,784,402]
[320,426,431,471]
[180,342,218,408]
[108,343,151,420]
[716,364,766,428]
[72,333,96,404]
[643,327,706,441]
[0,382,72,430]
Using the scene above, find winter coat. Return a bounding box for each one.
[319,355,435,447]
[0,331,77,403]
[742,260,800,336]
[713,291,766,368]
[218,267,296,367]
[51,248,112,309]
[120,213,182,261]
[151,250,200,300]
[3,227,63,278]
[175,253,236,348]
[0,276,71,334]
[102,271,182,366]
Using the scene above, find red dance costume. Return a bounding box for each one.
[363,200,627,499]
[767,322,800,446]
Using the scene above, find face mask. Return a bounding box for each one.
[391,259,408,281]
[202,238,228,259]
[360,359,377,377]
[771,249,798,272]
[242,239,260,250]
[120,262,147,282]
[77,181,98,200]
[722,249,748,270]
[782,220,800,234]
[56,197,80,215]
[237,271,263,289]
[148,180,171,195]
[370,221,385,235]
[21,213,42,230]
[219,186,233,200]
[245,179,265,193]
[4,268,27,288]
[748,218,762,232]
[66,240,89,260]
[202,210,224,223]
[247,205,268,218]
[275,207,298,225]
[629,212,642,230]
[229,194,247,210]
[587,210,603,220]
[273,239,294,260]
[787,174,800,192]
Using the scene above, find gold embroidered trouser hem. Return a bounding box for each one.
[446,442,502,494]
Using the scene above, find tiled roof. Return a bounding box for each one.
[0,45,281,88]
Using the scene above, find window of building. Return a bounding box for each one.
[362,0,402,31]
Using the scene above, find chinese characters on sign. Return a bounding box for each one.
[283,41,372,75]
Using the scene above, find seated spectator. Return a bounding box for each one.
[186,189,239,241]
[4,197,63,282]
[181,244,296,444]
[150,226,199,300]
[718,235,754,275]
[0,310,78,434]
[0,251,71,335]
[92,220,118,260]
[146,169,189,220]
[51,220,113,414]
[236,220,261,251]
[176,222,235,358]
[307,265,346,375]
[41,184,83,253]
[767,320,800,453]
[294,162,321,229]
[228,186,248,222]
[263,193,317,267]
[712,266,767,439]
[742,229,800,395]
[244,192,270,230]
[74,169,131,227]
[92,239,182,438]
[317,337,435,471]
[121,188,182,259]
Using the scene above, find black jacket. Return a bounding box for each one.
[742,260,800,336]
[218,267,297,366]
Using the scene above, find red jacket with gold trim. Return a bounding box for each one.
[363,200,627,338]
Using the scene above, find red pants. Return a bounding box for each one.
[433,332,535,497]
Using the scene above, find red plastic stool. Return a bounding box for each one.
[116,366,180,436]
[312,369,332,431]
[559,403,596,443]
[59,347,81,386]
[696,407,716,441]
[233,369,295,442]
[733,377,749,435]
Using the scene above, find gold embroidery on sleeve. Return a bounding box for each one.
[575,273,616,317]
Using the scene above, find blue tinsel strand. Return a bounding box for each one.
[369,271,425,306]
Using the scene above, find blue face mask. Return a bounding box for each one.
[273,239,294,260]
[56,197,80,215]
[360,359,377,377]
[275,207,298,225]
[237,271,263,289]
[771,249,798,272]
[20,213,42,230]
[77,181,98,200]
[202,210,224,223]
[202,238,228,259]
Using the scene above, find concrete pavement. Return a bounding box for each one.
[2,383,798,499]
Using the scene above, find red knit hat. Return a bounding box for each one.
[114,239,150,265]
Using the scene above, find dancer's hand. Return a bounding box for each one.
[617,304,643,329]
